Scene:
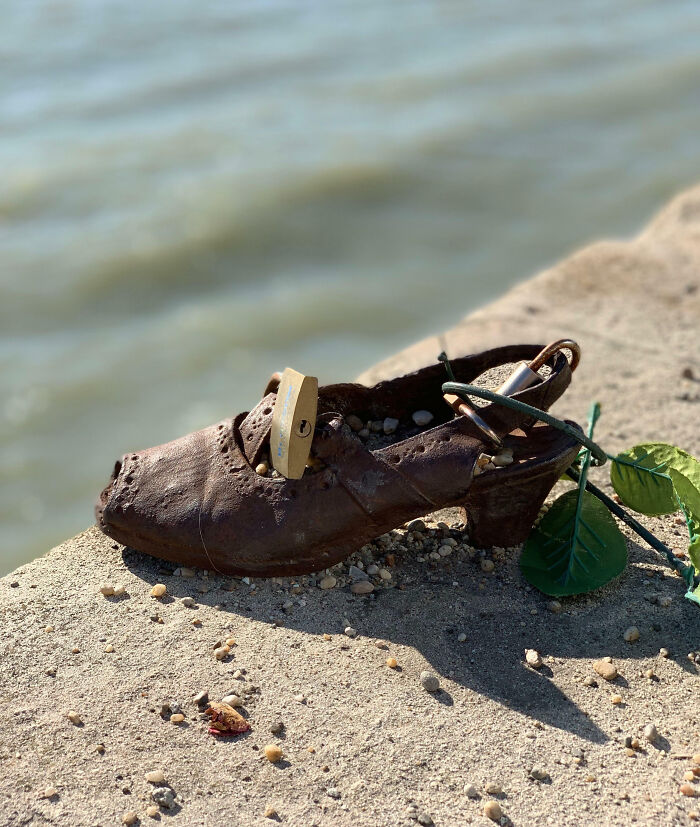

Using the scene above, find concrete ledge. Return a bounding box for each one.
[1,186,699,825]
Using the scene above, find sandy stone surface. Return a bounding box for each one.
[2,186,700,826]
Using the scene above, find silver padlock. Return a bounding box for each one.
[495,339,580,397]
[443,339,580,448]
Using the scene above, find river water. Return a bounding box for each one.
[2,1,700,574]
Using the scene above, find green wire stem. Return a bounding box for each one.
[441,380,608,466]
[566,468,700,588]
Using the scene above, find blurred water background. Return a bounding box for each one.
[2,1,700,575]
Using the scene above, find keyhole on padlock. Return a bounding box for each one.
[297,419,312,438]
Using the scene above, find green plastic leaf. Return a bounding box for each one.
[610,443,700,516]
[520,489,628,596]
[668,468,700,575]
[687,584,700,607]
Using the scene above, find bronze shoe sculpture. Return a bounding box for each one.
[95,344,581,576]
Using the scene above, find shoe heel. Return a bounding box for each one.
[465,464,564,549]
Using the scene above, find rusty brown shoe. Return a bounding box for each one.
[95,344,580,576]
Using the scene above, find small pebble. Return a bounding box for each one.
[181,597,196,608]
[255,462,269,476]
[151,787,176,809]
[582,676,597,687]
[145,770,165,784]
[222,695,243,708]
[40,787,58,799]
[264,744,283,763]
[327,787,341,799]
[643,723,658,743]
[146,805,159,818]
[484,782,502,795]
[525,649,543,669]
[611,694,623,705]
[416,815,433,826]
[386,657,398,669]
[104,645,114,653]
[348,565,368,581]
[264,806,278,819]
[694,754,700,764]
[293,694,305,703]
[194,690,209,707]
[412,410,434,427]
[659,647,670,658]
[483,800,502,821]
[546,600,562,614]
[420,671,440,692]
[464,783,479,798]
[344,627,357,638]
[686,772,697,782]
[225,637,236,647]
[366,563,379,575]
[480,558,495,573]
[350,581,374,595]
[214,646,230,660]
[530,767,550,781]
[170,713,185,723]
[122,812,138,825]
[180,567,195,578]
[593,660,618,681]
[319,575,337,590]
[457,632,467,643]
[346,414,363,432]
[623,626,640,643]
[644,668,655,679]
[681,783,697,797]
[114,585,126,596]
[379,568,392,581]
[99,584,115,597]
[383,417,399,435]
[95,744,105,754]
[492,453,514,466]
[67,711,82,725]
[150,583,167,598]
[270,721,285,734]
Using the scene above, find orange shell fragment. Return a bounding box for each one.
[205,702,251,735]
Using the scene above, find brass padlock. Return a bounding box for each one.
[443,339,580,448]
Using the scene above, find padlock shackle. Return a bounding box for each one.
[529,339,581,373]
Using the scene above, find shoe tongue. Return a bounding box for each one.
[239,393,277,466]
